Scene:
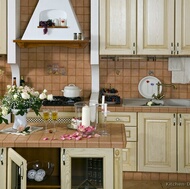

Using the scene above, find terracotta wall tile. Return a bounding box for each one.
[100,59,190,99]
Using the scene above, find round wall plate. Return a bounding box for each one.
[138,76,162,99]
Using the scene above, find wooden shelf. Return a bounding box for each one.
[13,38,90,49]
[37,26,68,28]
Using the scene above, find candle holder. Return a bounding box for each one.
[97,103,109,136]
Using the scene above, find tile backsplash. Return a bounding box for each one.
[99,57,190,99]
[1,0,190,100]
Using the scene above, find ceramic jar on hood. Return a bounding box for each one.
[61,84,81,98]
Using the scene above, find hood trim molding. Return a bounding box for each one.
[14,38,90,48]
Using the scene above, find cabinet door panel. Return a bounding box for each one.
[176,0,190,55]
[7,148,27,189]
[138,113,176,172]
[137,0,174,55]
[100,0,136,55]
[61,148,114,189]
[0,148,6,189]
[0,0,6,54]
[178,114,190,173]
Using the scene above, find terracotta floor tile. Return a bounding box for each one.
[123,181,162,189]
[123,181,190,189]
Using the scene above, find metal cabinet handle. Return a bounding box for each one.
[19,162,24,180]
[133,42,136,54]
[179,114,182,126]
[173,114,176,126]
[62,149,66,165]
[171,43,174,54]
[0,149,4,165]
[176,42,179,55]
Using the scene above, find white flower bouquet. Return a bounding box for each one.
[0,85,53,124]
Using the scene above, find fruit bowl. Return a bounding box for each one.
[27,160,54,182]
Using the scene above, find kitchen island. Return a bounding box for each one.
[0,123,126,189]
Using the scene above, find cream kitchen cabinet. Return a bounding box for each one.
[138,113,190,173]
[138,113,176,172]
[7,147,118,189]
[0,148,6,189]
[0,0,6,54]
[100,0,190,55]
[100,0,136,55]
[175,0,190,55]
[99,112,137,171]
[178,114,190,173]
[137,0,174,55]
[138,0,190,55]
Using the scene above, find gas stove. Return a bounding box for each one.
[42,96,82,106]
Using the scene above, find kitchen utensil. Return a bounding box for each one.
[61,84,81,98]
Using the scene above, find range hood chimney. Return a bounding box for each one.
[23,0,82,40]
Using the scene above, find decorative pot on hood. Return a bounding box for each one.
[61,84,81,98]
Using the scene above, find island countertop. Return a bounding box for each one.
[0,123,126,149]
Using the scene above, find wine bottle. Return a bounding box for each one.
[20,76,25,86]
[13,77,17,86]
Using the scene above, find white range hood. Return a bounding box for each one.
[22,0,82,40]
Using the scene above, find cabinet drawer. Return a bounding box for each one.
[99,112,137,126]
[125,127,137,142]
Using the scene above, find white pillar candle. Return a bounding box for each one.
[101,95,105,109]
[82,105,90,127]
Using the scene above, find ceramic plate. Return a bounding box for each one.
[138,76,162,99]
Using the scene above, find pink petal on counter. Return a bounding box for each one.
[94,134,101,137]
[76,136,82,140]
[43,137,49,140]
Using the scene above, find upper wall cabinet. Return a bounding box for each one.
[0,0,6,54]
[137,0,174,55]
[100,0,190,56]
[100,0,136,55]
[175,0,190,55]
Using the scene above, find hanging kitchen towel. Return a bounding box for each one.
[184,58,190,83]
[171,58,190,84]
[168,57,184,71]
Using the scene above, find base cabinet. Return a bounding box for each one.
[138,113,190,173]
[138,113,176,172]
[5,147,122,189]
[99,112,137,171]
[178,114,190,173]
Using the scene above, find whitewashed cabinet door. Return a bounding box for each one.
[137,0,174,55]
[138,113,176,172]
[0,148,6,189]
[100,0,136,55]
[61,148,114,189]
[7,148,27,189]
[178,114,190,173]
[0,0,6,54]
[175,0,190,55]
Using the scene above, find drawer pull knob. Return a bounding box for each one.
[116,118,120,121]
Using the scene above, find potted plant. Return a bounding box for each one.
[0,85,53,129]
